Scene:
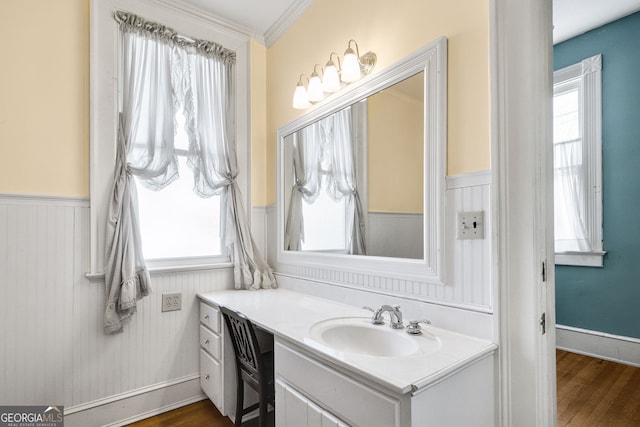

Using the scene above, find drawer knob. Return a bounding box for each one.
[204,339,210,345]
[204,374,210,380]
[204,314,210,320]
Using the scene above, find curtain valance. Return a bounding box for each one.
[114,11,236,64]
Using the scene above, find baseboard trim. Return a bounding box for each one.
[556,324,640,367]
[64,375,205,427]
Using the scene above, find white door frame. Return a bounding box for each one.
[491,0,557,425]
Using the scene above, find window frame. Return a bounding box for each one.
[553,54,605,267]
[89,0,251,275]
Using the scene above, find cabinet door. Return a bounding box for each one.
[276,380,349,427]
[200,349,223,409]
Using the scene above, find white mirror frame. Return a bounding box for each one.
[276,36,447,284]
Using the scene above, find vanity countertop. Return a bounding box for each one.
[198,288,496,395]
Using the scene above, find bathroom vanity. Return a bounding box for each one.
[198,289,497,426]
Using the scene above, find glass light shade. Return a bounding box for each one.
[322,65,340,93]
[341,50,361,83]
[307,75,324,102]
[292,84,310,109]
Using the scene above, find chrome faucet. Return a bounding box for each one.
[363,305,404,329]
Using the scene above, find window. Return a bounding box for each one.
[553,54,605,267]
[135,112,223,262]
[89,0,250,275]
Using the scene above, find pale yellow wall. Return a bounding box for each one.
[1,0,490,205]
[368,91,423,213]
[0,0,89,197]
[250,39,268,206]
[266,0,490,205]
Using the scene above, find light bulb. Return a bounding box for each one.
[341,48,361,83]
[307,74,324,102]
[322,64,340,93]
[292,84,310,109]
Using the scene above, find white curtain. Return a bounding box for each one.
[322,109,366,255]
[285,125,323,250]
[104,19,176,334]
[185,50,275,289]
[104,12,274,334]
[285,107,365,254]
[554,140,590,252]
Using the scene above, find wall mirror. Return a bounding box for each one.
[276,37,447,284]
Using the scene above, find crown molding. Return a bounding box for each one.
[264,0,314,47]
[146,0,256,42]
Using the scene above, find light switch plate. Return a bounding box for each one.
[457,211,485,240]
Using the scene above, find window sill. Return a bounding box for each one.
[85,261,233,283]
[555,251,606,267]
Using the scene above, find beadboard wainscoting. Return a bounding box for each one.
[367,212,424,259]
[0,194,234,426]
[269,171,492,314]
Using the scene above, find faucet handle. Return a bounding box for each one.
[406,319,431,335]
[362,306,385,325]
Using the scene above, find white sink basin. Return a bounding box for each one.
[309,317,439,357]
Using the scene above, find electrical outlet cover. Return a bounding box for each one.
[162,293,182,312]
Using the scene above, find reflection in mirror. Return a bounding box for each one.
[282,73,424,259]
[277,36,447,284]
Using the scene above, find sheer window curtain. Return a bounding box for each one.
[554,140,590,252]
[104,12,274,334]
[285,124,323,250]
[186,50,275,289]
[323,109,366,255]
[284,108,365,254]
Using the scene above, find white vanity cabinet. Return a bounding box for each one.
[198,301,236,416]
[274,337,495,427]
[198,289,497,427]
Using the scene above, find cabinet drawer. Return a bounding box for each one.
[200,302,221,333]
[275,341,400,427]
[200,324,221,359]
[200,349,223,408]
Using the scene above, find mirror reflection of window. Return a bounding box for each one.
[300,186,347,252]
[285,106,366,255]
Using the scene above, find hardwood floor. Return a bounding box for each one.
[557,349,640,427]
[129,351,640,427]
[126,400,234,427]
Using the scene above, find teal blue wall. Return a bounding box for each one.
[554,12,640,339]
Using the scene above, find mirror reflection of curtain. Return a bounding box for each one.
[284,122,323,250]
[285,107,366,254]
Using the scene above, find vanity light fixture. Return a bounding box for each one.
[292,75,310,109]
[292,40,376,110]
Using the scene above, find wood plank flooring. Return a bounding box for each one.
[557,349,640,427]
[129,350,640,427]
[126,400,233,427]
